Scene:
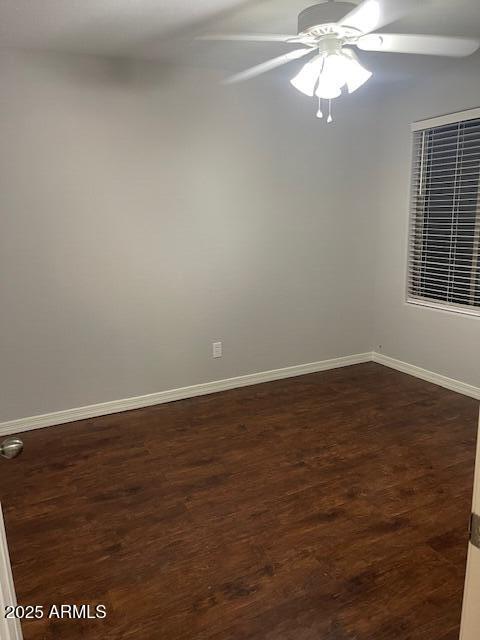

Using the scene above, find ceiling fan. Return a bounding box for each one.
[199,0,480,122]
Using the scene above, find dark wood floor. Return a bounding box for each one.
[1,363,478,640]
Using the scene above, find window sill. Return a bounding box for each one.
[406,296,480,318]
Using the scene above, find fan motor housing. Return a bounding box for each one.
[298,1,357,34]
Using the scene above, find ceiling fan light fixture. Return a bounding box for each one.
[345,60,372,93]
[315,54,344,98]
[315,79,342,100]
[290,53,325,96]
[312,50,372,98]
[341,49,373,93]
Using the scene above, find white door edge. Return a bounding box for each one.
[459,412,480,640]
[0,504,22,640]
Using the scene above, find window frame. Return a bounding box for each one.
[406,107,480,318]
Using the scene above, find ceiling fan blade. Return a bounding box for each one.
[357,33,480,57]
[224,48,313,85]
[197,33,298,43]
[339,0,422,35]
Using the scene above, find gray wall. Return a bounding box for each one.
[372,63,480,388]
[0,51,378,422]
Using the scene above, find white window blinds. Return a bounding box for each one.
[407,113,480,315]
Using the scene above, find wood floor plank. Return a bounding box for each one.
[0,362,477,639]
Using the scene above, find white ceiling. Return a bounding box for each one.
[0,0,254,55]
[0,0,479,78]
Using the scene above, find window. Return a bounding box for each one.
[407,109,480,315]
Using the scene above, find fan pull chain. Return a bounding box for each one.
[316,96,323,119]
[327,99,333,124]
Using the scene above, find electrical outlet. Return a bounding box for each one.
[212,342,222,358]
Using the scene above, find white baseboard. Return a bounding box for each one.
[0,507,22,640]
[0,353,371,436]
[2,351,478,437]
[372,352,480,400]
